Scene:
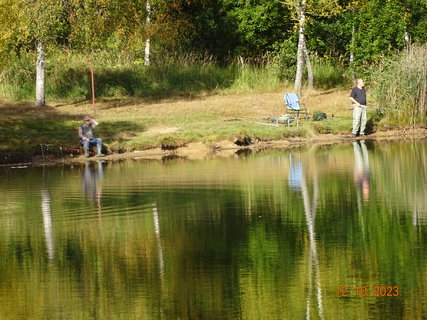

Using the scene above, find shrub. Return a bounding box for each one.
[372,43,427,125]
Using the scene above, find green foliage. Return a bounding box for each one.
[222,0,292,57]
[371,43,427,125]
[25,0,64,43]
[270,38,298,80]
[352,0,409,63]
[68,0,120,51]
[0,0,426,104]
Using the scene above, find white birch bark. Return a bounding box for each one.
[303,40,313,90]
[35,41,45,107]
[350,24,356,84]
[403,26,410,44]
[144,0,151,66]
[294,0,306,94]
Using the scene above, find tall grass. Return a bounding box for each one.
[372,43,427,126]
[0,52,241,101]
[0,50,349,102]
[311,55,350,89]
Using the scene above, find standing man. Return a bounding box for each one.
[349,78,367,137]
[78,116,105,158]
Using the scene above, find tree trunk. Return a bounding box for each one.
[403,26,410,44]
[350,24,356,84]
[35,41,45,107]
[294,0,306,94]
[144,0,151,66]
[303,40,313,90]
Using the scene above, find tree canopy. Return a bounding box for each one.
[0,0,426,70]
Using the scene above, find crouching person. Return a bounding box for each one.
[78,116,105,158]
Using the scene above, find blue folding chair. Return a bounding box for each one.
[284,93,308,119]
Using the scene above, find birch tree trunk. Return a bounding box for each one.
[294,0,306,94]
[35,41,45,107]
[303,40,313,90]
[350,24,356,84]
[144,0,151,66]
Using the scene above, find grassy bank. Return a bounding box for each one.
[1,45,425,164]
[2,87,415,164]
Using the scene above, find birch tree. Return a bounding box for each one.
[22,0,63,106]
[282,0,342,93]
[145,0,151,65]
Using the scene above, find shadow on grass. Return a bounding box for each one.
[4,64,240,104]
[0,101,145,162]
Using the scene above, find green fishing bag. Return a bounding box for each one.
[313,111,327,121]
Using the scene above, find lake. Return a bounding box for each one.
[0,140,426,320]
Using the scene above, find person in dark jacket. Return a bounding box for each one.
[349,78,367,137]
[78,116,104,158]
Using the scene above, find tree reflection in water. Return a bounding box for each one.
[41,189,54,260]
[290,150,324,319]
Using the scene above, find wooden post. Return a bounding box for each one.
[90,56,96,113]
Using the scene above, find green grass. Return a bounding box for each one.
[0,102,147,163]
[0,50,349,102]
[1,47,422,163]
[311,56,350,89]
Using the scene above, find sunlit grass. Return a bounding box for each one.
[0,86,369,159]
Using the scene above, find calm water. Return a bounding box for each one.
[0,140,426,320]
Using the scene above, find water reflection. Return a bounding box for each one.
[353,140,370,203]
[152,202,165,277]
[82,160,104,216]
[353,140,370,239]
[41,189,54,260]
[0,141,426,319]
[298,150,323,320]
[288,154,303,191]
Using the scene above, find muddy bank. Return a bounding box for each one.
[1,128,426,167]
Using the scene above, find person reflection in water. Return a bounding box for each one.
[288,153,303,192]
[353,140,370,203]
[82,160,104,215]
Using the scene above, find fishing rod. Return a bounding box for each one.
[40,144,96,160]
[350,104,404,111]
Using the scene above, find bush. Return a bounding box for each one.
[372,43,427,125]
[313,122,334,134]
[159,136,185,150]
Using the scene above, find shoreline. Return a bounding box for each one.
[2,128,426,168]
